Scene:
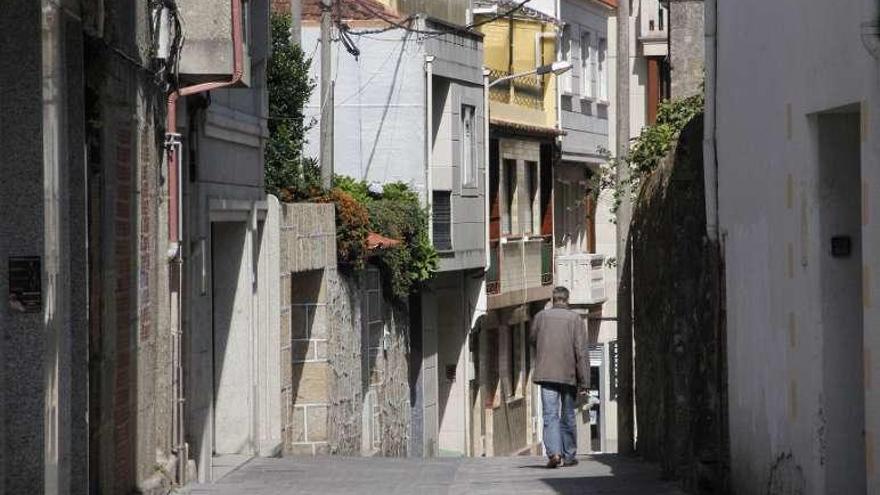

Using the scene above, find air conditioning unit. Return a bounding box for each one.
[555,253,606,306]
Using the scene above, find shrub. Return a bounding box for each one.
[314,188,370,269]
[265,13,321,197]
[336,178,438,301]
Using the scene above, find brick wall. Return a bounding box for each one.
[112,123,135,492]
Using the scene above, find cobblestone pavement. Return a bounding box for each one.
[187,454,687,495]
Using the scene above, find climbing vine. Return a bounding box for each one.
[595,93,705,216]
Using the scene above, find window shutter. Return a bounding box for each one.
[540,144,554,237]
[432,191,452,251]
[489,139,501,240]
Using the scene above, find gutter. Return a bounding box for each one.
[425,55,435,242]
[703,0,718,241]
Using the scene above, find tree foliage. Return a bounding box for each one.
[265,13,320,196]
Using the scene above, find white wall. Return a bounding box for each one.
[559,0,613,163]
[302,26,427,189]
[715,1,880,492]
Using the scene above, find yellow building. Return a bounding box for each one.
[471,2,564,457]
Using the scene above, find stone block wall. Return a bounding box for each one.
[629,116,728,493]
[279,202,411,457]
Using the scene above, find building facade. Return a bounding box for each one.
[532,0,618,454]
[713,0,880,493]
[0,0,276,491]
[175,0,281,483]
[471,2,560,457]
[1,1,172,492]
[299,0,487,458]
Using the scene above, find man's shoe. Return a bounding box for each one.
[546,454,562,469]
[562,458,579,467]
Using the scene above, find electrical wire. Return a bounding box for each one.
[346,0,534,37]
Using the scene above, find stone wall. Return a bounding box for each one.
[669,0,705,100]
[279,203,411,457]
[629,116,728,493]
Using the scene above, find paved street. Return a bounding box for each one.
[187,455,686,495]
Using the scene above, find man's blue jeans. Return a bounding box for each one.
[540,382,577,461]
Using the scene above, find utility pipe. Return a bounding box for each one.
[555,0,562,140]
[165,0,244,484]
[167,0,244,247]
[426,55,435,241]
[484,68,491,272]
[703,0,718,241]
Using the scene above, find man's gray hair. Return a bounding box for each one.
[552,286,570,306]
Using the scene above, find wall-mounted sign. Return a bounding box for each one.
[831,236,853,258]
[8,257,41,313]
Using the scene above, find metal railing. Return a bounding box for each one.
[487,68,545,110]
[487,235,553,296]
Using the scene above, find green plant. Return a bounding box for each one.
[265,13,321,197]
[314,188,370,269]
[595,93,705,216]
[334,178,438,301]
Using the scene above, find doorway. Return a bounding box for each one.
[211,221,255,475]
[817,108,865,493]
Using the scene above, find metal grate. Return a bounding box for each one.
[432,191,452,251]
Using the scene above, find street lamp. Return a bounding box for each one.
[482,60,573,273]
[487,61,573,89]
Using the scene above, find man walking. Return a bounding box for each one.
[530,286,589,468]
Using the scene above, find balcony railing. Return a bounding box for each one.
[487,68,545,110]
[487,236,553,296]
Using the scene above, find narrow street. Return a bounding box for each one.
[187,455,685,495]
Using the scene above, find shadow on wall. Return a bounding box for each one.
[628,115,729,494]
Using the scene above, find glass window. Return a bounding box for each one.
[503,159,517,235]
[581,31,592,98]
[461,105,477,188]
[527,161,539,234]
[598,37,608,101]
[560,25,572,94]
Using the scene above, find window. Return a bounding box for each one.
[522,162,532,234]
[361,268,384,394]
[581,31,593,98]
[527,161,539,234]
[598,37,608,101]
[502,159,517,235]
[560,25,572,94]
[432,191,452,251]
[461,105,477,188]
[509,324,523,397]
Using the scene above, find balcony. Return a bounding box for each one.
[487,236,553,308]
[638,0,669,57]
[487,69,545,111]
[555,253,606,306]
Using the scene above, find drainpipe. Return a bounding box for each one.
[555,0,563,139]
[484,68,491,273]
[861,3,880,60]
[703,0,718,242]
[426,55,435,241]
[535,30,559,133]
[166,0,244,483]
